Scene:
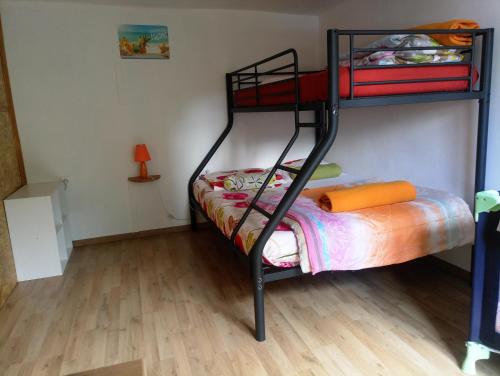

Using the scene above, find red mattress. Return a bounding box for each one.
[233,64,474,106]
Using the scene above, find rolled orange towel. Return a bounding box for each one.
[301,184,347,202]
[318,181,417,212]
[414,19,480,46]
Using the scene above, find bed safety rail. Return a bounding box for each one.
[229,49,323,112]
[188,48,305,222]
[339,29,493,107]
[231,48,299,105]
[188,28,494,342]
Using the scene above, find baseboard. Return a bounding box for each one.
[73,224,199,247]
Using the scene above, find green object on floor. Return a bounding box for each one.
[474,190,500,222]
[462,341,491,375]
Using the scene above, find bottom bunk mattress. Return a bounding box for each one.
[192,175,474,274]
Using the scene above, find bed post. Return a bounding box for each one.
[469,28,494,342]
[190,203,197,231]
[314,108,322,143]
[188,73,234,231]
[252,251,266,341]
[327,28,340,164]
[473,28,494,196]
[463,28,494,375]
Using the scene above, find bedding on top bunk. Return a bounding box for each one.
[414,19,480,46]
[340,34,465,66]
[233,64,475,106]
[234,31,477,106]
[193,174,474,274]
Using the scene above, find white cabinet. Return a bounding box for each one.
[4,181,72,281]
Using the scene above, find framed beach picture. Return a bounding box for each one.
[118,24,170,59]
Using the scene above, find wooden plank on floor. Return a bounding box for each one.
[65,359,143,376]
[0,229,499,376]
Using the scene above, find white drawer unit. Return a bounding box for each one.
[4,181,72,281]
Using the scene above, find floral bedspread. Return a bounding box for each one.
[193,179,301,267]
[193,178,474,273]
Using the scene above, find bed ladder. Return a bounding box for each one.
[237,103,340,342]
[188,32,342,341]
[228,103,327,243]
[234,36,341,342]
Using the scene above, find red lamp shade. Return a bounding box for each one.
[134,144,151,162]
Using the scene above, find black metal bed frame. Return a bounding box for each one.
[188,28,494,342]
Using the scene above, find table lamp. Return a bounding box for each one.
[134,144,151,179]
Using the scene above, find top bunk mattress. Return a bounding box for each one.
[233,64,473,107]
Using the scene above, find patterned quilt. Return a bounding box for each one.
[193,177,474,274]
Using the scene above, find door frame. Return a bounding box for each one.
[0,16,26,187]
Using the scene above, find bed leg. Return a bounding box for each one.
[190,205,197,231]
[253,271,266,341]
[462,341,490,375]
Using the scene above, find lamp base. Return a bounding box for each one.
[139,162,148,179]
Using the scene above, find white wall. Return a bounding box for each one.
[319,0,500,269]
[3,0,495,271]
[1,1,319,239]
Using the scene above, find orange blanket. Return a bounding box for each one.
[316,181,417,213]
[414,19,480,46]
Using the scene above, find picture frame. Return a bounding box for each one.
[118,24,170,59]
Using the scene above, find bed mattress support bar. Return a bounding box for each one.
[188,28,494,343]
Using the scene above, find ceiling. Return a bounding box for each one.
[20,0,335,15]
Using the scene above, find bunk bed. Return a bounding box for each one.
[188,28,494,342]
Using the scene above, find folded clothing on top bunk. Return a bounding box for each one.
[414,19,480,46]
[193,174,474,274]
[233,64,476,106]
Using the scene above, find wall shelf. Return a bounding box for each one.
[128,175,160,183]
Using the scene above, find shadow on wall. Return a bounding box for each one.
[160,102,316,221]
[326,101,478,206]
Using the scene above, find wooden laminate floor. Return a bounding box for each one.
[1,229,500,375]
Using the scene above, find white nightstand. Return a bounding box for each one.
[4,181,72,281]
